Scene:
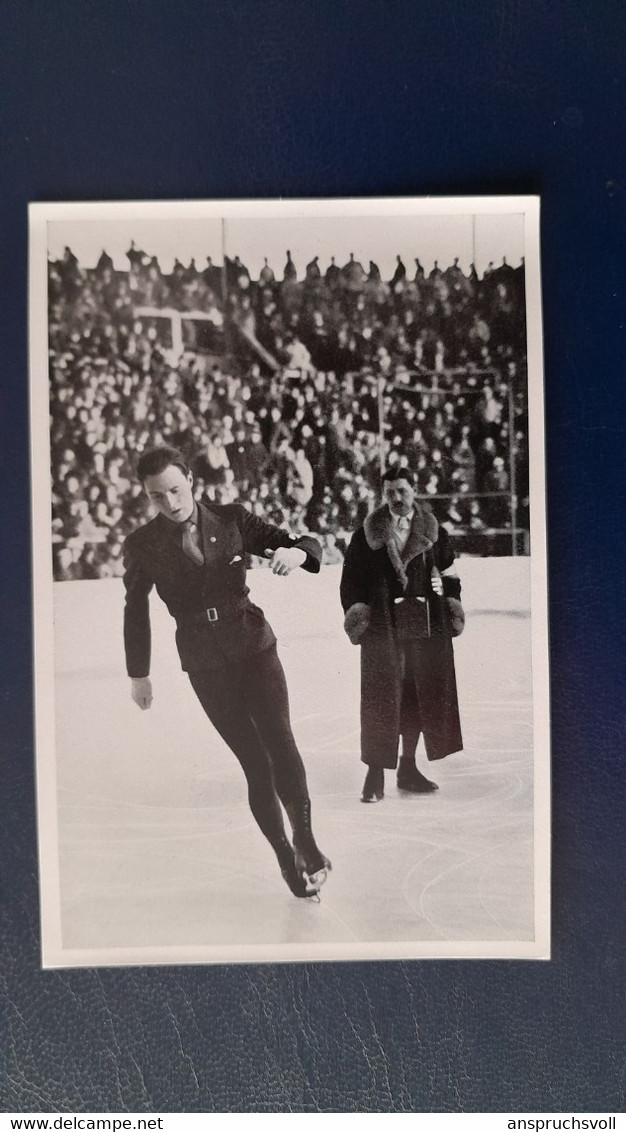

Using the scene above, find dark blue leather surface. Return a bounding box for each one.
[1,0,625,1112]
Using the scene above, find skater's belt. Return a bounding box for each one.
[176,598,249,625]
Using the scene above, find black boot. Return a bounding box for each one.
[361,765,384,803]
[397,761,438,793]
[284,800,331,883]
[274,837,321,898]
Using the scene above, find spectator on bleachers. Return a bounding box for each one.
[390,255,407,292]
[283,250,297,282]
[483,455,510,528]
[48,244,527,577]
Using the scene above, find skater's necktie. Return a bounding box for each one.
[181,518,204,566]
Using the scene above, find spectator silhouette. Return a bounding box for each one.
[283,250,297,282]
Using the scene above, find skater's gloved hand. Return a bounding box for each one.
[264,547,306,576]
[131,676,153,710]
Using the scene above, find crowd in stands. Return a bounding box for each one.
[49,243,529,579]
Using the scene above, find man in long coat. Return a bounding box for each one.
[340,467,464,802]
[123,445,330,897]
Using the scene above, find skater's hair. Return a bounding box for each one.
[381,466,415,489]
[136,446,190,483]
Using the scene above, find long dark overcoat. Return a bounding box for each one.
[340,504,463,768]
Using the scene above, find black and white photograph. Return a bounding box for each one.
[29,196,549,967]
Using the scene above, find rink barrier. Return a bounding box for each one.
[52,557,530,676]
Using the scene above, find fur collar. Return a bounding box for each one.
[363,503,439,590]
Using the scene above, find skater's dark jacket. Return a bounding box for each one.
[340,502,463,768]
[123,501,321,677]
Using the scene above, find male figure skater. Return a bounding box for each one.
[340,467,464,802]
[123,445,330,897]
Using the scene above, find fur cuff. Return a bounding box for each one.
[344,602,371,645]
[445,597,465,637]
[442,574,462,600]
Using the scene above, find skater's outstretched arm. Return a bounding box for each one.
[123,530,155,708]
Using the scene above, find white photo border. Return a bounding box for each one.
[29,196,549,967]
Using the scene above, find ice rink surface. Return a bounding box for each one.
[45,559,539,964]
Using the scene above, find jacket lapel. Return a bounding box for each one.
[400,507,438,564]
[198,502,241,565]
